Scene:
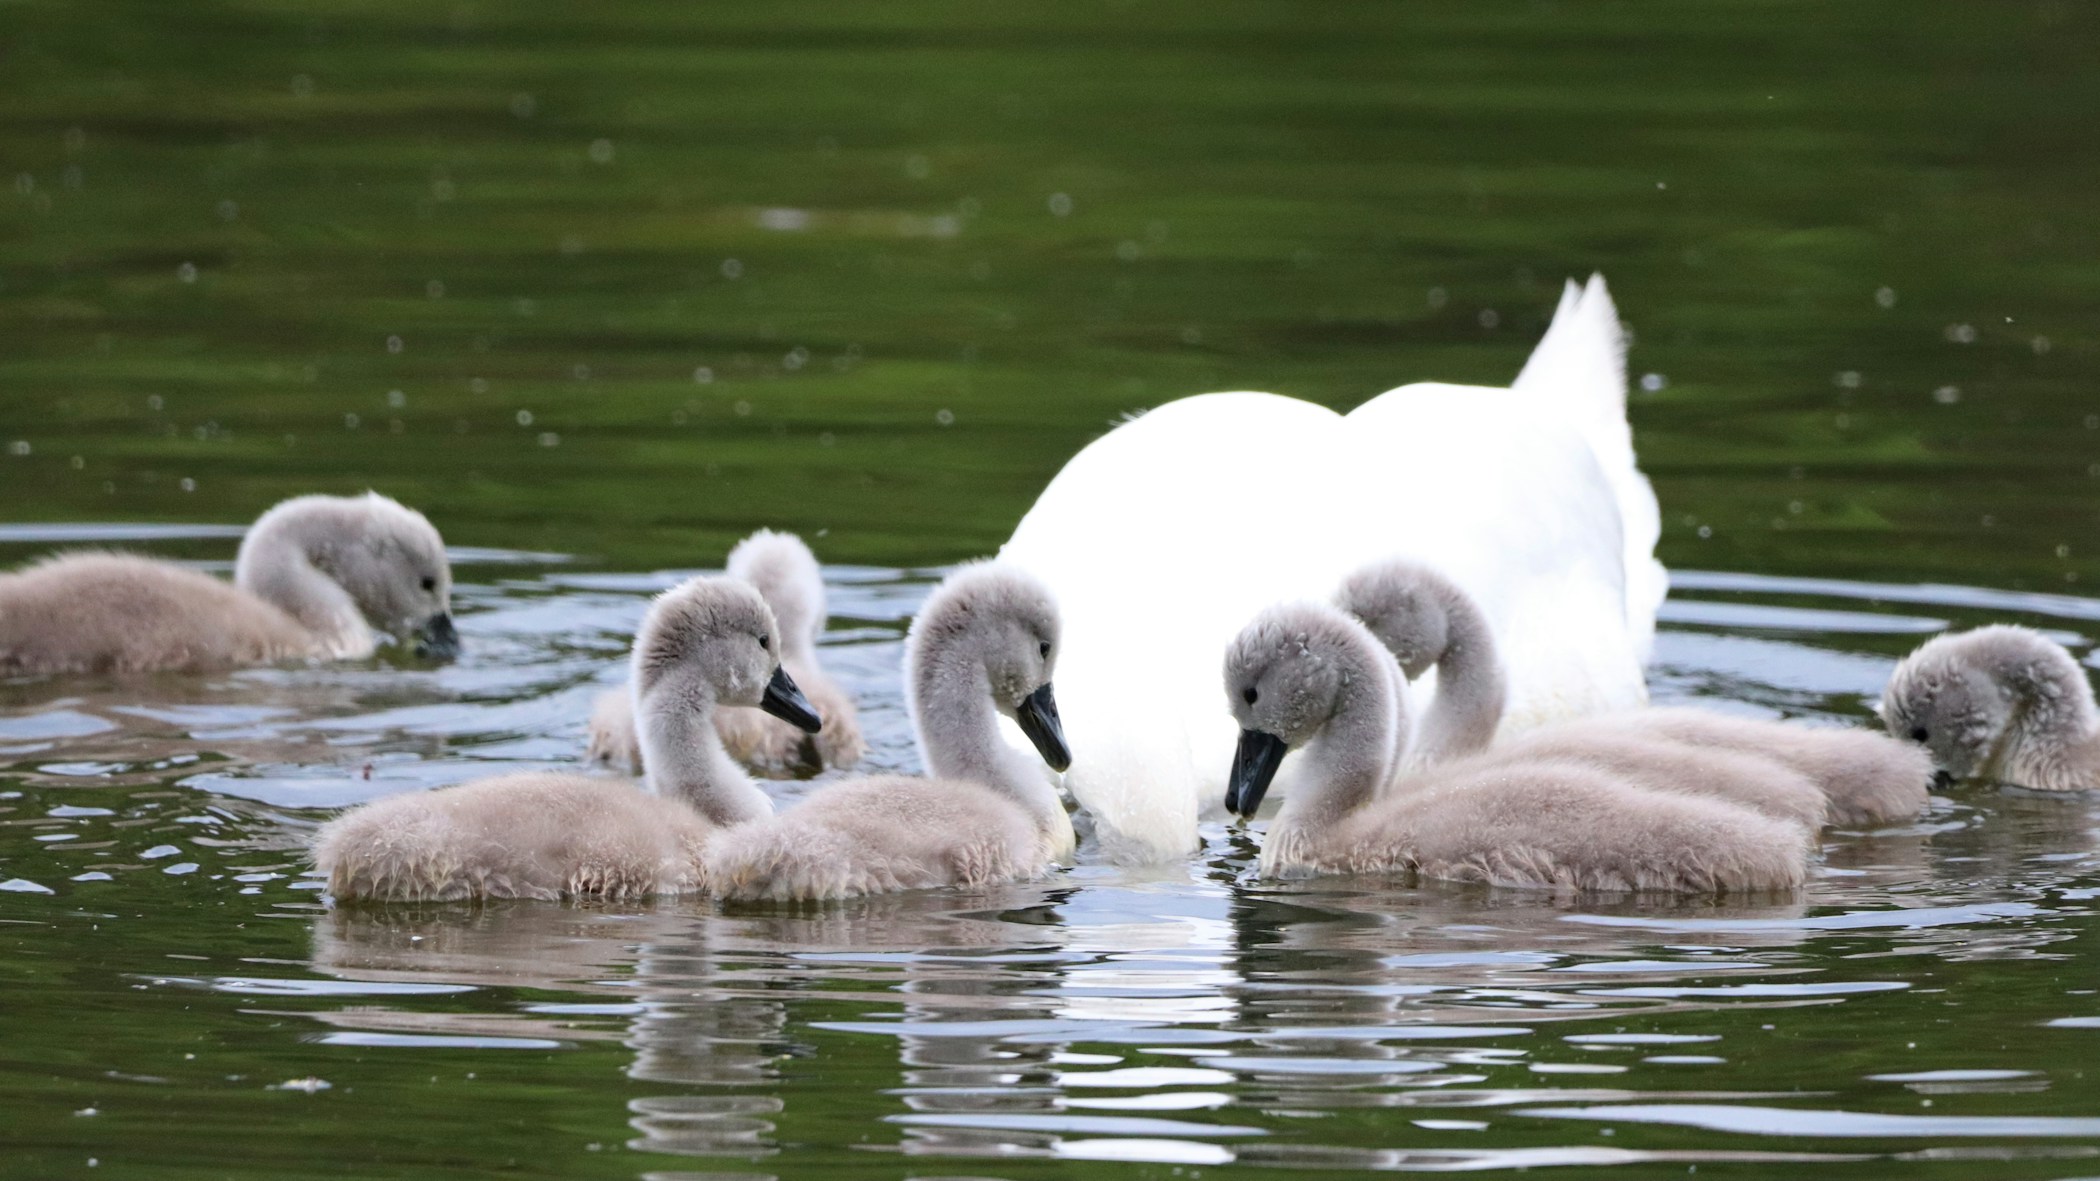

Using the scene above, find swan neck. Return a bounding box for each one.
[637,677,771,825]
[234,520,371,658]
[1415,602,1506,764]
[1275,666,1401,839]
[912,644,1060,830]
[1994,644,2100,788]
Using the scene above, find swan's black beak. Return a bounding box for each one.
[761,666,822,734]
[414,612,460,661]
[1227,728,1289,819]
[1015,682,1071,772]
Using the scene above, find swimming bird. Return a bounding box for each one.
[704,563,1074,901]
[0,492,458,674]
[587,529,865,777]
[999,276,1663,863]
[1342,558,1929,827]
[314,576,820,902]
[1880,624,2100,791]
[1224,602,1811,893]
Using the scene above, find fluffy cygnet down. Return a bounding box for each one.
[1881,623,2100,791]
[1340,557,1929,827]
[587,529,865,777]
[315,576,820,902]
[1224,602,1812,894]
[704,562,1074,902]
[0,492,457,674]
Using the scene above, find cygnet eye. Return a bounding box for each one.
[1242,686,1258,705]
[1038,640,1051,658]
[1910,726,1929,742]
[420,576,437,592]
[758,634,771,652]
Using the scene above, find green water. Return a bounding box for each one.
[6,1,2100,1178]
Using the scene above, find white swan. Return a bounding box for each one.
[999,275,1661,861]
[704,563,1074,901]
[1224,602,1809,893]
[0,492,457,674]
[314,575,821,902]
[586,529,866,777]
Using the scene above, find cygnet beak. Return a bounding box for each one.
[414,612,461,661]
[1015,682,1071,772]
[1227,728,1289,819]
[761,666,823,734]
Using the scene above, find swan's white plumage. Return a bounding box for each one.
[998,276,1658,862]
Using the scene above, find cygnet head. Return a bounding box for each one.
[1880,624,2092,782]
[1223,602,1394,817]
[633,575,822,733]
[726,529,825,656]
[906,562,1070,773]
[239,492,459,658]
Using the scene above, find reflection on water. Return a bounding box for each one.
[4,538,2100,1177]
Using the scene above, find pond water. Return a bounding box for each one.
[5,1,2100,1178]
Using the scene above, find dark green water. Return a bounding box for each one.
[6,2,2100,1178]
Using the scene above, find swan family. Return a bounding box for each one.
[5,275,2088,907]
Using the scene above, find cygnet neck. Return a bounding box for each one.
[1278,632,1405,835]
[635,673,773,826]
[234,504,371,658]
[1341,565,1505,765]
[1978,628,2100,786]
[910,633,1062,835]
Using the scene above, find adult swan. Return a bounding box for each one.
[998,275,1664,863]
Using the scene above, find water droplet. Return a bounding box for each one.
[2057,544,2072,559]
[147,395,164,411]
[732,400,751,416]
[537,431,560,448]
[387,389,407,409]
[1477,308,1500,329]
[215,199,238,222]
[1835,370,1862,389]
[1944,323,1976,344]
[515,409,533,427]
[425,279,444,299]
[1047,192,1073,217]
[290,74,314,97]
[7,440,27,457]
[818,431,836,446]
[1696,525,1713,539]
[508,92,536,119]
[1875,286,1897,309]
[1427,287,1448,310]
[692,366,714,384]
[2034,336,2053,355]
[177,262,197,283]
[720,258,743,279]
[935,408,955,426]
[1116,240,1141,262]
[468,377,488,394]
[69,455,83,470]
[1640,373,1667,392]
[385,335,404,354]
[587,138,615,164]
[1933,385,1960,404]
[343,413,360,430]
[572,364,591,381]
[179,478,195,492]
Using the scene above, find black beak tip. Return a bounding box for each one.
[1016,682,1072,773]
[1228,728,1288,821]
[761,666,823,734]
[414,613,460,660]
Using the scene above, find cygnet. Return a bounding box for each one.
[1881,623,2100,791]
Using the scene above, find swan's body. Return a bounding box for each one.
[1000,276,1661,862]
[1224,603,1810,894]
[1881,624,2100,791]
[1343,559,1929,828]
[705,564,1074,902]
[315,576,820,902]
[0,493,456,674]
[587,530,864,777]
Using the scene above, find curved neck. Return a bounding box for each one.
[635,674,772,825]
[234,522,372,658]
[910,643,1063,837]
[1411,593,1505,764]
[1265,645,1403,871]
[1988,636,2100,789]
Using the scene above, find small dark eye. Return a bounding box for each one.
[1039,641,1051,658]
[758,634,770,652]
[1242,686,1258,705]
[420,577,437,592]
[1910,727,1929,742]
